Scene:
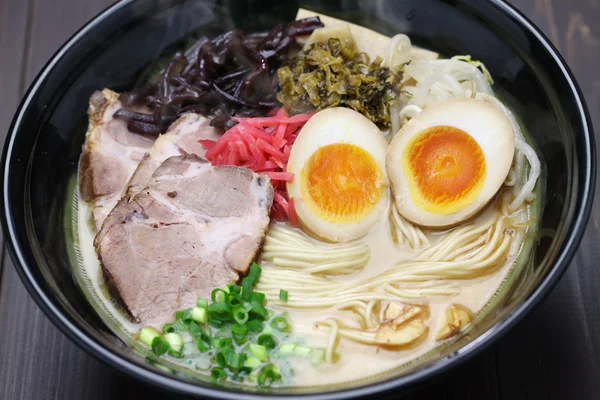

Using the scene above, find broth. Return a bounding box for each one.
[71,8,542,389]
[74,183,535,387]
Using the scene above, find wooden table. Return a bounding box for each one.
[0,1,598,399]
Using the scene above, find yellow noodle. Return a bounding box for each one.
[261,224,370,276]
[390,204,430,249]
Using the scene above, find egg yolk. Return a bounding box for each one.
[301,143,383,224]
[402,126,486,214]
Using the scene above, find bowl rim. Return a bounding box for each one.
[1,0,596,398]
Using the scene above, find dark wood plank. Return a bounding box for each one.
[0,0,30,249]
[0,0,598,399]
[495,1,600,399]
[0,1,162,399]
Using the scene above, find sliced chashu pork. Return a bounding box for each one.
[127,113,220,195]
[79,89,155,230]
[94,155,274,325]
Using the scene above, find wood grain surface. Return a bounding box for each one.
[0,1,598,399]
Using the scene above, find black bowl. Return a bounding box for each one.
[1,0,595,398]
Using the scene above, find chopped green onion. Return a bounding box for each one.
[216,351,228,368]
[174,320,187,332]
[232,323,248,336]
[187,320,203,337]
[139,326,160,346]
[257,334,277,350]
[271,316,291,332]
[247,262,262,285]
[257,363,281,387]
[151,336,170,356]
[211,367,227,381]
[213,337,233,349]
[191,306,208,323]
[162,323,177,334]
[227,294,243,307]
[197,333,211,352]
[294,345,312,357]
[197,297,208,309]
[278,343,296,355]
[251,291,266,304]
[244,356,261,368]
[175,308,193,324]
[208,302,232,321]
[279,289,288,301]
[228,352,247,370]
[247,319,263,333]
[227,283,241,295]
[164,332,184,352]
[232,324,249,344]
[249,343,268,362]
[232,305,249,325]
[208,316,223,328]
[168,348,184,358]
[211,288,228,303]
[241,277,253,301]
[250,299,268,320]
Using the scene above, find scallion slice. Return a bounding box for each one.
[208,316,223,328]
[271,316,291,332]
[247,319,263,333]
[191,306,208,323]
[162,323,177,334]
[151,336,170,356]
[197,297,208,309]
[279,289,288,301]
[257,334,277,349]
[216,351,228,368]
[228,351,247,370]
[213,337,233,349]
[247,262,262,285]
[187,320,203,337]
[231,323,249,344]
[232,305,249,325]
[278,343,296,355]
[164,332,184,352]
[244,356,261,369]
[208,302,232,321]
[250,300,268,320]
[257,363,281,387]
[211,367,227,381]
[175,308,193,324]
[249,343,268,362]
[241,277,253,301]
[251,291,265,304]
[139,326,160,346]
[197,333,211,352]
[211,288,228,303]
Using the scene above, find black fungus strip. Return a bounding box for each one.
[116,17,323,134]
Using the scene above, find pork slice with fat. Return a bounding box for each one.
[79,89,155,230]
[94,155,274,325]
[127,113,220,195]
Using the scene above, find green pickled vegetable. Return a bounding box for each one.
[277,37,401,129]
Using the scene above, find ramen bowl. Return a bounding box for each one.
[0,0,595,398]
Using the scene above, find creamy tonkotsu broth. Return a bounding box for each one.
[73,8,541,390]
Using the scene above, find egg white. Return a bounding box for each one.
[387,98,515,228]
[287,108,390,242]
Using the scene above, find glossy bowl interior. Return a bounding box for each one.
[1,0,595,398]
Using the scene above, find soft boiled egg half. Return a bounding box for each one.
[287,108,390,242]
[387,99,514,228]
